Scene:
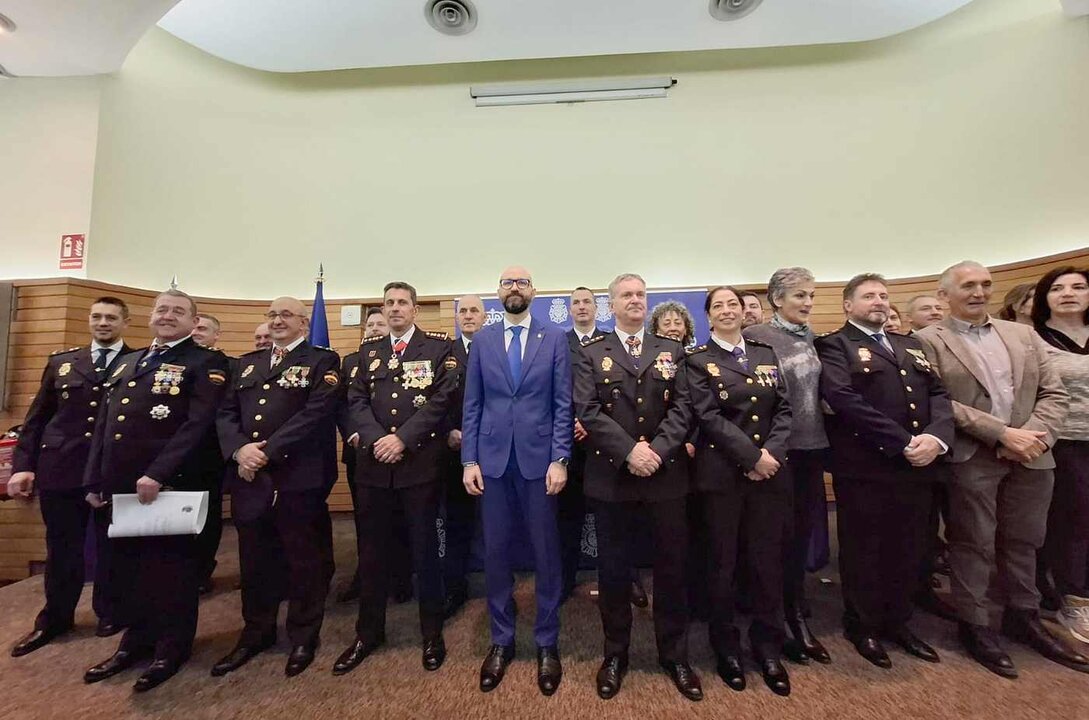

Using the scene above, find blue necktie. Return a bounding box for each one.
[731,346,748,369]
[870,332,893,355]
[508,326,523,384]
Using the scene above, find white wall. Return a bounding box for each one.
[0,77,100,280]
[67,0,1089,297]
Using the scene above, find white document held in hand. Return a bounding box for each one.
[108,491,209,538]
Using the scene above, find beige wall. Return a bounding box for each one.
[0,77,101,281]
[72,0,1089,298]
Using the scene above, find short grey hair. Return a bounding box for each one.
[156,288,198,317]
[905,294,939,312]
[938,260,988,291]
[608,273,646,298]
[766,267,815,310]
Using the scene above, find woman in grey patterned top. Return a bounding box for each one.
[1031,266,1089,645]
[743,267,831,664]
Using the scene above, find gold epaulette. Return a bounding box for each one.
[51,346,82,356]
[425,331,450,341]
[686,344,708,356]
[361,335,385,344]
[581,335,606,346]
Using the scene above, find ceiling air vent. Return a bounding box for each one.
[425,0,477,36]
[709,0,763,21]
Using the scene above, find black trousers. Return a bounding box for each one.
[918,479,951,595]
[195,480,224,584]
[1043,440,1089,596]
[35,489,116,631]
[782,450,827,616]
[557,450,587,595]
[594,496,689,664]
[114,534,200,661]
[834,475,931,634]
[236,491,331,648]
[346,456,411,591]
[355,482,444,643]
[702,476,789,661]
[443,457,477,594]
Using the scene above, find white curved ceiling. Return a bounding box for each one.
[0,0,976,78]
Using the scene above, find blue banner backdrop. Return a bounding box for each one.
[447,289,709,572]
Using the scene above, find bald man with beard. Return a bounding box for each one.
[213,296,341,679]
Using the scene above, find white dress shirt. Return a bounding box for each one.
[91,339,125,368]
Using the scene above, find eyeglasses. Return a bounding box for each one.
[500,279,532,290]
[265,311,298,321]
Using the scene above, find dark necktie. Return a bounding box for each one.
[94,348,110,371]
[147,342,168,360]
[870,332,893,355]
[508,326,523,383]
[625,335,641,368]
[731,346,748,369]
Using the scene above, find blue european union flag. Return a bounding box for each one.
[308,278,330,347]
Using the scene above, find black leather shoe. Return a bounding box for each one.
[959,622,1017,679]
[332,637,384,676]
[630,579,649,608]
[660,661,703,702]
[95,620,124,638]
[133,657,183,693]
[846,632,892,669]
[914,589,960,623]
[84,650,140,684]
[11,626,68,657]
[479,644,515,692]
[885,625,940,663]
[715,655,746,692]
[211,636,276,677]
[787,611,831,664]
[537,645,562,696]
[285,645,316,677]
[760,658,791,697]
[422,637,446,672]
[596,656,627,700]
[443,586,468,619]
[1001,609,1089,674]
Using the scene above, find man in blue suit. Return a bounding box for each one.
[461,265,573,696]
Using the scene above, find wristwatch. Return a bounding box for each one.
[554,457,569,467]
[462,461,479,468]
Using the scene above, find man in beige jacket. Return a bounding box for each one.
[917,261,1088,678]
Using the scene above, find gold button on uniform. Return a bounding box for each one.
[905,386,913,393]
[114,433,123,440]
[750,396,758,402]
[87,416,95,423]
[128,381,136,387]
[391,392,399,399]
[117,416,125,422]
[753,434,761,441]
[751,415,759,421]
[121,398,130,404]
[746,378,754,385]
[390,426,397,432]
[638,417,645,423]
[263,384,271,390]
[909,403,916,410]
[259,398,266,405]
[912,421,920,428]
[252,431,260,438]
[900,370,907,376]
[84,432,93,438]
[255,415,263,421]
[863,368,871,373]
[90,401,98,407]
[637,398,643,404]
[391,409,398,415]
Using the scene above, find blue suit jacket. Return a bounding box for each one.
[461,317,573,479]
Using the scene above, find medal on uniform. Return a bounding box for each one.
[654,352,676,380]
[858,347,872,362]
[153,364,185,395]
[368,359,381,372]
[719,390,729,400]
[601,357,613,372]
[401,360,433,390]
[278,365,310,389]
[112,363,127,378]
[906,348,932,371]
[241,364,255,378]
[755,364,779,387]
[706,362,721,377]
[413,394,427,408]
[350,366,359,379]
[61,391,69,400]
[388,356,400,370]
[58,362,72,377]
[150,405,170,420]
[368,350,377,358]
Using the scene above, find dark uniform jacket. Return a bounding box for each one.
[348,327,459,489]
[218,341,341,518]
[445,338,470,436]
[686,339,792,492]
[83,337,229,497]
[816,323,955,480]
[336,350,362,465]
[573,332,691,503]
[14,344,131,490]
[565,328,606,474]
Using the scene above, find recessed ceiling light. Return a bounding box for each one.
[709,0,763,22]
[0,13,17,33]
[424,0,477,37]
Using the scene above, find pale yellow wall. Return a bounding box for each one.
[81,0,1089,299]
[0,77,100,280]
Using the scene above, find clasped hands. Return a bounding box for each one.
[626,441,662,477]
[996,427,1049,464]
[373,433,405,464]
[746,448,781,481]
[903,434,943,467]
[236,440,269,482]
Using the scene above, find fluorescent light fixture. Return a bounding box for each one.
[471,76,675,107]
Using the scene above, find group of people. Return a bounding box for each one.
[6,260,1089,701]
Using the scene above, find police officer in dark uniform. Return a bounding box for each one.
[816,273,954,668]
[573,273,701,702]
[191,312,229,595]
[334,281,459,675]
[441,294,484,616]
[7,297,132,656]
[82,289,229,692]
[212,296,341,679]
[686,286,793,696]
